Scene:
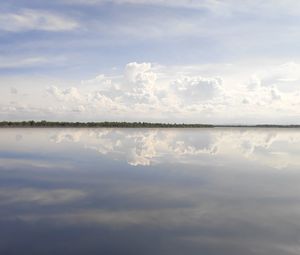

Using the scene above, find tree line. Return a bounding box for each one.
[0,121,214,128]
[0,121,299,128]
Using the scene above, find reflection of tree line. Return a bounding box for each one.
[0,121,213,128]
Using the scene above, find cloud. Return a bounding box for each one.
[124,62,156,88]
[249,62,300,92]
[0,54,68,69]
[0,9,79,32]
[82,62,160,107]
[121,62,160,105]
[61,0,221,10]
[46,86,82,101]
[81,74,112,87]
[81,62,223,113]
[270,87,281,101]
[171,76,223,103]
[1,61,300,123]
[10,87,18,95]
[60,0,300,17]
[0,56,48,69]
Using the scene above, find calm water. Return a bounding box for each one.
[1,128,300,255]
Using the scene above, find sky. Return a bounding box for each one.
[1,0,300,124]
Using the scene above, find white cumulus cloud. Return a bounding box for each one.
[172,76,223,103]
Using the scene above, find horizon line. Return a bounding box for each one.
[1,121,300,128]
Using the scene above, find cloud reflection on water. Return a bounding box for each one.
[25,128,300,168]
[1,128,300,254]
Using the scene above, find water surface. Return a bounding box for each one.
[1,128,300,255]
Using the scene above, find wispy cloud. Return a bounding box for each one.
[0,55,67,69]
[60,0,300,16]
[0,9,79,32]
[61,0,218,9]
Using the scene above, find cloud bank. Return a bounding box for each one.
[1,61,300,124]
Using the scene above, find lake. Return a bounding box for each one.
[1,128,300,255]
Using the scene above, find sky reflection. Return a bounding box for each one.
[1,128,300,255]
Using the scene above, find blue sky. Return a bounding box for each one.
[1,0,300,123]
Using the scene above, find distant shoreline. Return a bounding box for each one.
[0,121,300,128]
